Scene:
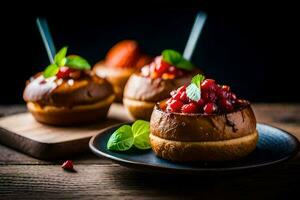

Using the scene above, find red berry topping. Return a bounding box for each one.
[181,102,197,113]
[177,85,186,93]
[170,90,177,96]
[167,99,184,112]
[179,91,189,103]
[167,66,184,77]
[62,160,74,171]
[165,77,245,114]
[202,91,217,103]
[219,99,234,112]
[217,89,229,99]
[56,67,74,79]
[172,85,187,100]
[154,56,170,76]
[196,98,206,107]
[168,66,177,74]
[166,98,173,105]
[230,93,237,100]
[222,85,230,92]
[201,79,217,91]
[203,103,217,114]
[172,92,181,101]
[143,55,187,79]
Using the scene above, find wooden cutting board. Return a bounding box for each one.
[0,103,132,160]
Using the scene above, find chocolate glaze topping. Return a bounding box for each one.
[23,72,113,107]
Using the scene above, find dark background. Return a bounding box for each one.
[1,2,299,104]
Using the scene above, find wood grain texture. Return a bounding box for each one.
[0,161,299,199]
[0,103,132,160]
[0,104,300,199]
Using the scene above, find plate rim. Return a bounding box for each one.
[89,123,300,173]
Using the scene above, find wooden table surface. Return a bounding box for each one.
[0,104,299,199]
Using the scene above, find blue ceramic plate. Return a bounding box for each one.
[89,123,299,174]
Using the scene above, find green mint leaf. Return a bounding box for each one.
[107,125,134,151]
[162,49,195,71]
[132,120,151,150]
[162,49,182,65]
[65,55,91,70]
[191,74,205,87]
[43,64,59,78]
[186,74,205,101]
[186,83,201,102]
[54,46,68,67]
[175,59,195,71]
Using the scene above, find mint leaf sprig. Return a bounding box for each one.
[186,74,205,102]
[43,46,91,78]
[107,120,151,151]
[162,49,195,71]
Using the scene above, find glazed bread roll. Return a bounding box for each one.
[123,50,202,120]
[93,40,151,101]
[123,72,199,120]
[23,72,115,125]
[150,104,258,161]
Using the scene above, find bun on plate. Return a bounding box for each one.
[149,75,258,161]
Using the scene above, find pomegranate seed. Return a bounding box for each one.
[203,103,217,114]
[154,57,170,76]
[181,103,198,113]
[62,160,74,171]
[167,99,183,112]
[202,91,217,102]
[172,91,182,101]
[168,66,184,77]
[56,67,75,79]
[165,98,173,105]
[172,85,186,100]
[170,90,177,96]
[217,89,229,99]
[160,60,171,69]
[222,85,230,92]
[219,99,234,112]
[179,91,189,103]
[230,93,237,100]
[197,98,206,107]
[176,85,186,93]
[168,66,177,74]
[201,79,217,91]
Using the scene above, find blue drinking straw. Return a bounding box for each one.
[36,17,56,64]
[183,12,207,60]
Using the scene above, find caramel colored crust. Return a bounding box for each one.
[93,62,135,101]
[27,95,115,126]
[123,98,156,120]
[150,131,258,161]
[23,73,114,107]
[124,73,196,102]
[150,105,256,142]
